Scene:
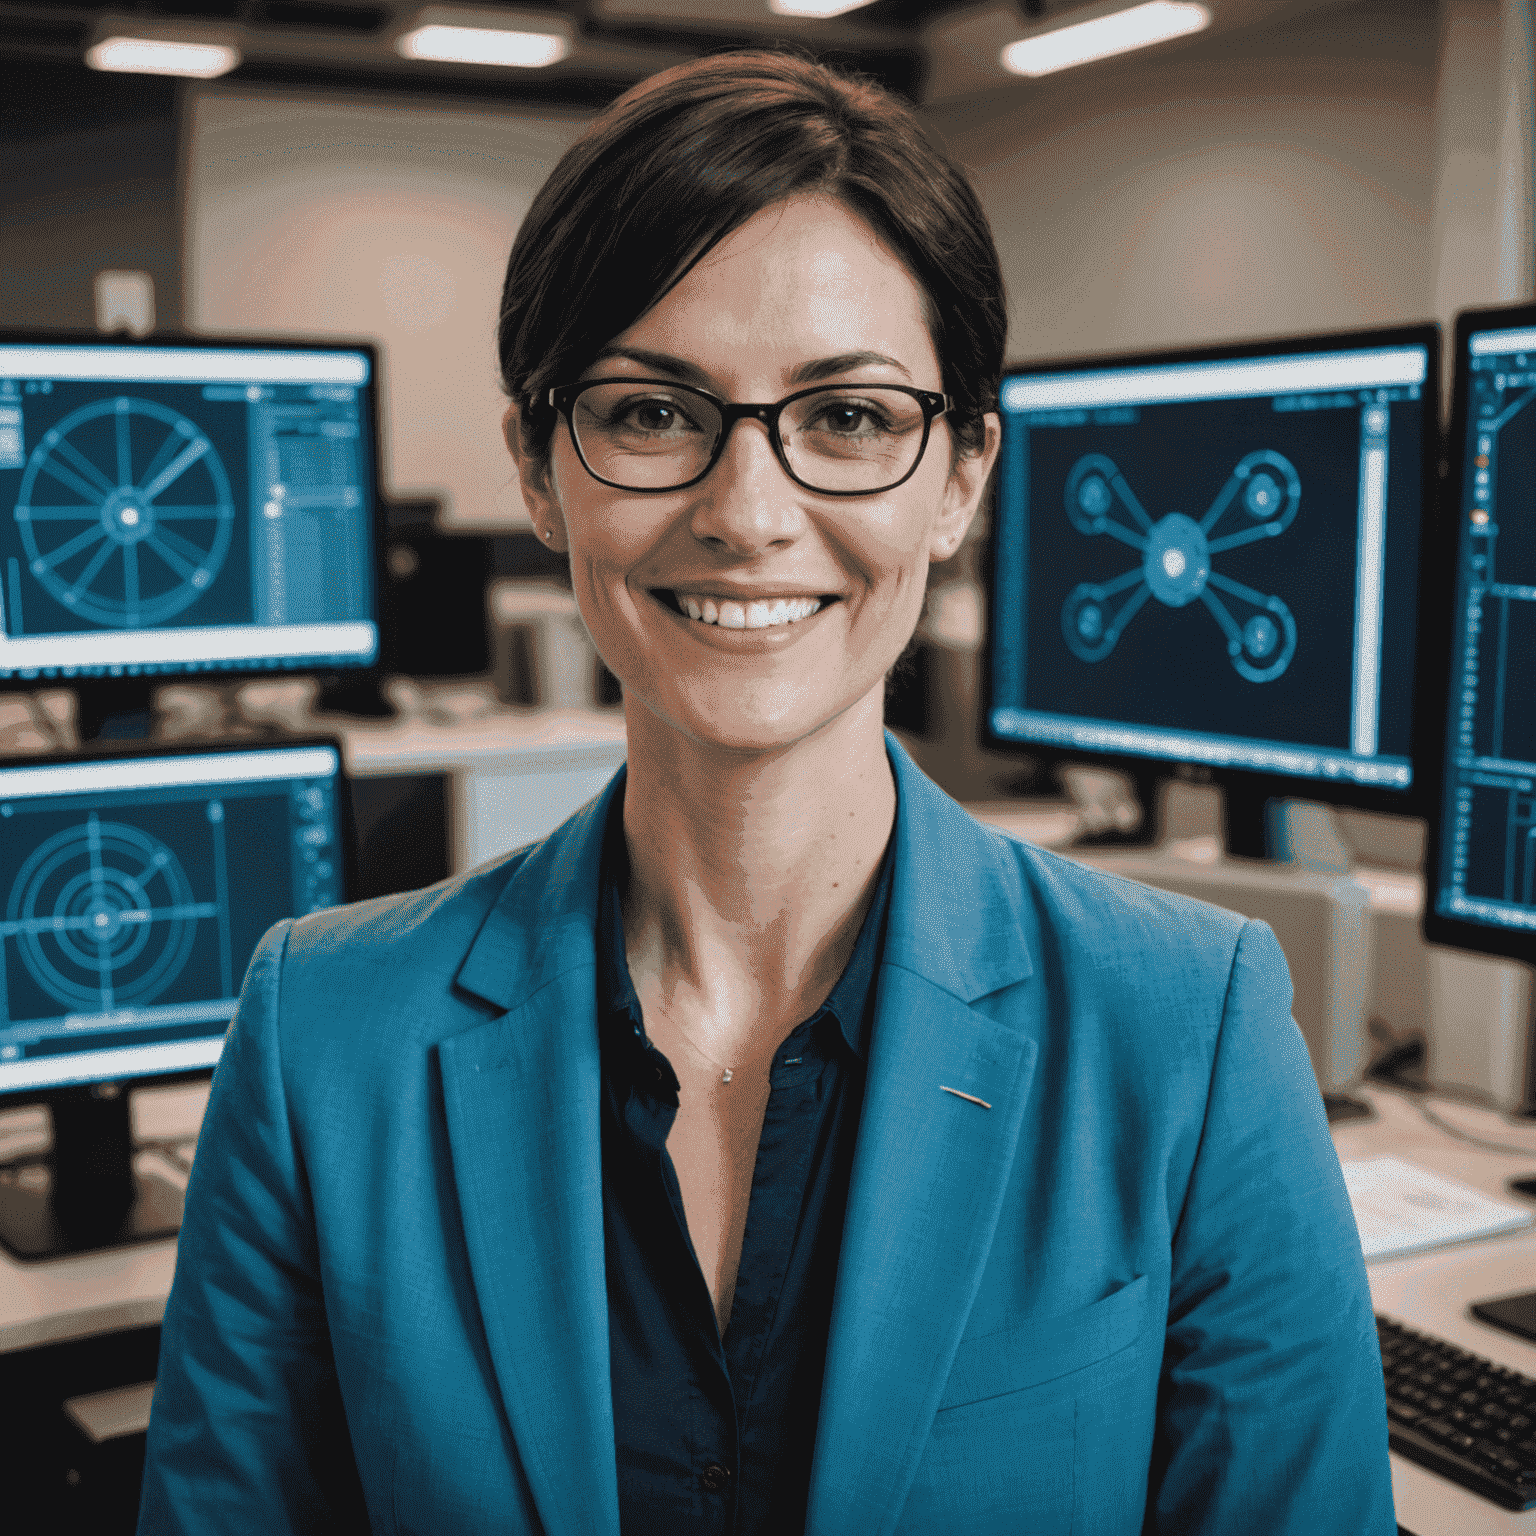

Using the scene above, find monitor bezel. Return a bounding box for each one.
[0,327,386,691]
[1420,302,1536,964]
[980,320,1444,824]
[0,731,357,1110]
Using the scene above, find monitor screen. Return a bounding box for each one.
[0,741,344,1095]
[986,329,1436,797]
[1427,310,1536,953]
[0,336,380,680]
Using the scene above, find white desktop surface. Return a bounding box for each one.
[330,699,628,871]
[1335,1086,1536,1533]
[331,699,627,776]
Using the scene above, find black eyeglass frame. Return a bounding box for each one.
[536,379,952,497]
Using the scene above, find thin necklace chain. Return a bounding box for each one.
[663,1017,735,1084]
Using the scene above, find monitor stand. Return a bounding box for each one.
[314,673,396,719]
[73,680,155,744]
[1521,974,1536,1121]
[0,1084,183,1261]
[1221,781,1276,861]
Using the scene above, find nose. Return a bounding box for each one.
[687,416,804,556]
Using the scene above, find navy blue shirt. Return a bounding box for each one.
[596,788,893,1536]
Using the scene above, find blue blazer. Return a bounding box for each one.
[140,735,1394,1535]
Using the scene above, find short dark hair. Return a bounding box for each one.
[498,49,1006,467]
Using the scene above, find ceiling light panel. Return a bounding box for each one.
[396,7,573,68]
[769,0,879,17]
[85,12,244,78]
[1000,0,1210,78]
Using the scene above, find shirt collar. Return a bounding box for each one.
[596,779,895,1064]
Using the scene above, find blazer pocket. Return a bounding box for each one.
[937,1273,1152,1411]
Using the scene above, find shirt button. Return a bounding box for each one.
[700,1464,731,1493]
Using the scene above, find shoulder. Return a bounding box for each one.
[261,843,539,1033]
[985,823,1252,975]
[958,820,1289,1067]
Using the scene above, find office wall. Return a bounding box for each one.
[1,61,182,331]
[923,0,1440,363]
[183,87,592,526]
[182,6,1463,521]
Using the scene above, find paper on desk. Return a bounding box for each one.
[1341,1155,1534,1260]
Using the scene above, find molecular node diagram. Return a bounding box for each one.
[1060,449,1301,683]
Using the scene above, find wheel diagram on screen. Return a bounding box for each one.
[0,813,218,1014]
[13,396,235,628]
[1060,450,1300,683]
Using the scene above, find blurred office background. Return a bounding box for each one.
[4,0,1526,525]
[2,0,1533,1081]
[5,5,1536,1530]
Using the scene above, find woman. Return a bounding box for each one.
[140,50,1394,1535]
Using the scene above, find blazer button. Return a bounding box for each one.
[700,1464,731,1493]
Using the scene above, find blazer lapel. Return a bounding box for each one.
[439,774,625,1536]
[807,739,1041,1536]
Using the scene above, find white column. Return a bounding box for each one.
[1496,0,1536,301]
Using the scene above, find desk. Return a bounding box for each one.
[1339,1085,1536,1533]
[316,698,627,872]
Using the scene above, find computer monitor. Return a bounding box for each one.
[983,324,1440,853]
[0,331,382,735]
[316,499,493,716]
[1422,303,1536,1116]
[0,738,350,1258]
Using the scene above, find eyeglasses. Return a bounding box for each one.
[539,378,951,496]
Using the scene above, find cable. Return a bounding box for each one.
[1367,1077,1536,1158]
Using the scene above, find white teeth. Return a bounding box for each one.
[674,593,823,629]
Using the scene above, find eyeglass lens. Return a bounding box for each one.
[568,383,931,492]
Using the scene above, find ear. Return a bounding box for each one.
[502,401,569,553]
[929,412,1001,563]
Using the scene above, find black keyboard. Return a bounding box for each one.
[1377,1315,1536,1509]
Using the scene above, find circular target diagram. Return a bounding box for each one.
[14,396,235,628]
[4,815,207,1012]
[1060,449,1300,684]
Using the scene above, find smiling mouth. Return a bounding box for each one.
[658,590,832,631]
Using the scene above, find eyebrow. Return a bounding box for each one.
[587,346,915,390]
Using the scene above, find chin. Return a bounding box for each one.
[636,673,883,756]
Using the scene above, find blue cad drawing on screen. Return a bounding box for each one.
[1439,330,1536,930]
[14,395,238,630]
[988,342,1427,788]
[0,344,379,681]
[1059,446,1302,683]
[0,752,341,1088]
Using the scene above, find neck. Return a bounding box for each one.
[619,689,896,1060]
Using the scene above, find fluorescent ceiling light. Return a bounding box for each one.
[1000,1,1210,78]
[396,8,571,67]
[769,0,878,17]
[86,36,240,78]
